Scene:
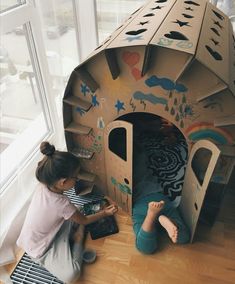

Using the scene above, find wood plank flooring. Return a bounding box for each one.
[4,186,235,284]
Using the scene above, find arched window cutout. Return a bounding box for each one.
[191,148,212,186]
[109,127,127,161]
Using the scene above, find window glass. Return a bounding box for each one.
[216,0,235,17]
[109,127,127,161]
[0,24,51,190]
[0,0,26,13]
[96,0,146,43]
[37,0,79,117]
[191,148,212,185]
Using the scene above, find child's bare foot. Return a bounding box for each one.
[147,201,165,219]
[158,215,178,243]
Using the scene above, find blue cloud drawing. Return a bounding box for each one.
[145,75,175,91]
[145,75,187,93]
[175,83,188,93]
[133,91,167,105]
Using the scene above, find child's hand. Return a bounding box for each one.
[104,204,118,216]
[104,196,117,207]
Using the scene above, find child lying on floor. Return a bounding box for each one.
[132,116,190,253]
[132,192,190,254]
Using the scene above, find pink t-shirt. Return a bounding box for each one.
[17,184,77,258]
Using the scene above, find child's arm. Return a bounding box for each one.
[69,204,118,225]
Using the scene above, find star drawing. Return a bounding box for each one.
[91,94,99,107]
[115,100,125,113]
[172,19,191,27]
[80,83,90,96]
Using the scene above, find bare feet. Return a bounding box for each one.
[141,201,165,233]
[158,215,178,243]
[147,201,165,219]
[142,201,164,232]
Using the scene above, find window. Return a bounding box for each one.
[0,1,62,196]
[0,22,52,191]
[0,0,26,13]
[96,0,146,43]
[37,0,80,117]
[109,127,127,161]
[191,148,212,185]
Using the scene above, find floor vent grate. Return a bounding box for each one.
[10,188,104,284]
[10,253,63,284]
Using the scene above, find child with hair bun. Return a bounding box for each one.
[17,141,118,284]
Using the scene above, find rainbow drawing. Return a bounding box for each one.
[185,122,234,145]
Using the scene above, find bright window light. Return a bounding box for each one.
[0,0,26,14]
[0,23,52,192]
[96,0,146,43]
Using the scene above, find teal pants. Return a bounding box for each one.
[132,192,190,254]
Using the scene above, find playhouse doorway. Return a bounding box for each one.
[115,112,188,207]
[104,113,224,241]
[105,112,188,209]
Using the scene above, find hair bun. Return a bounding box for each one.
[40,141,55,156]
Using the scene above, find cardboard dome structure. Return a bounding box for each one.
[63,0,235,241]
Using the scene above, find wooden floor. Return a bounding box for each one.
[4,186,235,284]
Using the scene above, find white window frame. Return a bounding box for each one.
[73,0,98,61]
[0,1,64,264]
[0,2,63,190]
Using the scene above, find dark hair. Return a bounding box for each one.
[36,141,80,187]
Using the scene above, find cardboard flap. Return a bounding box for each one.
[196,80,227,102]
[64,70,78,99]
[107,0,176,49]
[143,45,193,80]
[179,139,221,242]
[105,49,120,80]
[150,0,207,54]
[228,20,235,96]
[196,3,230,85]
[74,67,99,92]
[142,45,154,76]
[104,120,133,214]
[214,114,235,127]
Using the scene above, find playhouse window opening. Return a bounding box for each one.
[109,127,127,161]
[191,148,213,186]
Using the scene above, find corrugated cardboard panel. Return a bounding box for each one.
[228,20,235,96]
[104,120,133,214]
[144,45,193,80]
[214,114,235,127]
[179,139,221,242]
[65,121,92,135]
[196,3,229,84]
[74,68,99,92]
[63,96,92,111]
[104,49,120,79]
[150,0,207,54]
[107,0,176,49]
[64,70,77,99]
[196,80,227,102]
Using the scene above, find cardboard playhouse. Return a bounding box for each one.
[63,0,235,242]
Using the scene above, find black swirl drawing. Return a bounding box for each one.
[137,131,188,201]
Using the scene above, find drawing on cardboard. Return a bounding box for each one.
[63,0,235,242]
[91,94,99,107]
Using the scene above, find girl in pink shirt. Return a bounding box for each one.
[17,141,118,283]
